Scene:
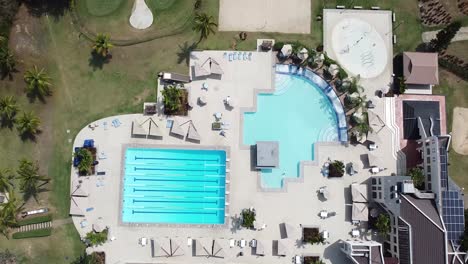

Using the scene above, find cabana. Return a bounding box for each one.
[351,183,368,203]
[255,240,266,256]
[256,141,279,168]
[281,223,298,239]
[367,153,384,168]
[367,110,385,134]
[148,118,163,138]
[211,240,225,258]
[132,116,150,138]
[194,239,210,257]
[193,58,224,78]
[352,203,369,222]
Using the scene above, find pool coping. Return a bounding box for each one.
[238,64,347,193]
[118,143,231,228]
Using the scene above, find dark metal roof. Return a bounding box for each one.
[400,195,446,264]
[403,101,440,140]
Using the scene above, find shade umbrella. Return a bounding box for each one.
[187,122,201,141]
[151,239,170,257]
[132,116,150,137]
[193,62,210,78]
[367,153,384,168]
[282,223,298,239]
[148,118,163,137]
[208,58,224,75]
[367,110,385,134]
[255,240,266,256]
[170,239,184,257]
[71,180,88,197]
[92,217,105,233]
[194,239,210,256]
[328,64,340,76]
[351,183,368,203]
[212,240,225,258]
[298,48,309,60]
[277,239,289,256]
[281,44,292,57]
[69,196,87,216]
[352,203,369,222]
[170,119,185,137]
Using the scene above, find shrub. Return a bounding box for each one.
[72,252,105,264]
[323,53,337,67]
[273,42,284,51]
[17,214,52,226]
[75,148,93,176]
[428,21,462,52]
[439,55,468,81]
[194,0,202,9]
[241,209,256,228]
[162,85,182,113]
[85,229,108,246]
[375,214,390,235]
[12,228,52,239]
[337,67,348,80]
[329,160,345,177]
[303,228,325,245]
[398,77,407,94]
[407,167,425,190]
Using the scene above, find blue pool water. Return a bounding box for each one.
[243,73,340,188]
[122,148,226,224]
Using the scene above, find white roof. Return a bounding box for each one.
[351,183,368,203]
[352,203,369,221]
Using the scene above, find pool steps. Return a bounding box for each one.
[275,64,348,143]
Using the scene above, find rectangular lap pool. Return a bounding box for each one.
[122,148,226,224]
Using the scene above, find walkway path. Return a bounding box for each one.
[422,26,468,42]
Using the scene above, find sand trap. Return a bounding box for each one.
[452,107,468,155]
[129,0,153,30]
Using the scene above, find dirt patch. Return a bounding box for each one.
[9,5,46,59]
[452,107,468,155]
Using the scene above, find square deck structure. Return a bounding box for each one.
[256,141,279,168]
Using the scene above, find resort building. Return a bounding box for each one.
[403,52,439,94]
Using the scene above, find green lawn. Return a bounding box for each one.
[433,70,468,194]
[84,0,125,17]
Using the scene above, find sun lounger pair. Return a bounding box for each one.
[112,119,122,127]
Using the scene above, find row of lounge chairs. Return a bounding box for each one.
[224,52,252,62]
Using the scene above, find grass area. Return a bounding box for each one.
[446,40,468,61]
[432,70,468,193]
[75,0,194,40]
[17,214,52,226]
[84,0,125,17]
[12,228,52,239]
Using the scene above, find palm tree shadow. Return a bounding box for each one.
[20,129,41,142]
[26,92,48,104]
[89,52,111,71]
[22,0,70,20]
[177,42,198,66]
[1,119,16,130]
[1,69,19,81]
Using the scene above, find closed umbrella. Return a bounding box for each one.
[281,44,292,57]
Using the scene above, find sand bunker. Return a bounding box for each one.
[452,107,468,155]
[129,0,153,30]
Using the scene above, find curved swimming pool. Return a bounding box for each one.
[243,65,345,188]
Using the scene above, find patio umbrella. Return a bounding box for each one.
[71,180,88,197]
[151,239,170,257]
[132,117,150,137]
[170,119,185,137]
[208,58,224,75]
[148,118,163,137]
[281,44,292,57]
[367,153,384,168]
[198,95,207,104]
[170,239,184,257]
[187,122,201,141]
[194,239,210,256]
[212,240,225,258]
[328,64,340,76]
[69,196,87,216]
[92,217,105,233]
[193,62,210,78]
[367,110,385,134]
[351,183,368,203]
[281,223,298,239]
[297,48,309,60]
[277,239,289,256]
[255,240,265,256]
[352,203,369,222]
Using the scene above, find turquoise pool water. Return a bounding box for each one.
[122,148,226,224]
[243,73,340,188]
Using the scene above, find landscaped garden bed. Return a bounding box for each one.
[302,227,325,245]
[12,228,52,239]
[162,86,188,116]
[17,214,52,226]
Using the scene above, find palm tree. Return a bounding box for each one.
[0,47,16,78]
[0,190,20,237]
[75,148,93,176]
[16,159,49,201]
[0,96,18,127]
[92,34,113,57]
[24,66,52,101]
[193,13,217,42]
[16,111,41,139]
[0,168,14,193]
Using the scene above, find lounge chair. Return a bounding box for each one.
[112,119,122,127]
[103,121,108,130]
[233,53,237,60]
[202,82,208,90]
[243,52,247,60]
[98,151,107,160]
[221,122,230,130]
[248,52,252,61]
[229,53,233,61]
[214,112,222,121]
[223,52,227,59]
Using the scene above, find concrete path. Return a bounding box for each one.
[422,27,468,43]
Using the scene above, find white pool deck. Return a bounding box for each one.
[72,49,399,263]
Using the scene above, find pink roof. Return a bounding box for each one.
[403,52,439,85]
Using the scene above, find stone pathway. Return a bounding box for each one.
[15,221,52,233]
[422,26,468,42]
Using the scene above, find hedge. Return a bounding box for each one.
[12,229,52,239]
[17,214,52,226]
